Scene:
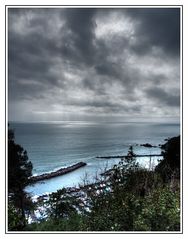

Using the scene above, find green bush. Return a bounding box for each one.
[134,186,180,231]
[83,185,180,231]
[8,200,25,231]
[26,213,87,231]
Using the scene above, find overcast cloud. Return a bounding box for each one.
[8,8,180,122]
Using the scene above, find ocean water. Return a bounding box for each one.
[10,121,180,196]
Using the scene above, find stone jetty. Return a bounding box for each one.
[96,154,162,159]
[30,162,87,183]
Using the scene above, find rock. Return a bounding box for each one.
[140,143,154,148]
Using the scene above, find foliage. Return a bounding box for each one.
[8,126,33,230]
[109,146,163,196]
[26,187,88,231]
[8,200,25,231]
[110,146,139,186]
[163,136,180,169]
[155,136,180,182]
[45,188,80,219]
[25,213,87,231]
[134,186,180,231]
[83,187,180,231]
[8,127,33,192]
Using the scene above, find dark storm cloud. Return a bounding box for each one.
[125,8,180,56]
[61,8,97,65]
[8,8,97,100]
[8,7,180,121]
[95,63,120,78]
[145,87,180,107]
[8,9,64,101]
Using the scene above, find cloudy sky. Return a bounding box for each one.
[8,8,180,122]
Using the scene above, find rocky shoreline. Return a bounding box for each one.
[140,143,158,148]
[30,162,87,183]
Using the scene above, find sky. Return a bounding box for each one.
[8,8,181,122]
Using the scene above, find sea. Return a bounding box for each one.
[10,121,180,196]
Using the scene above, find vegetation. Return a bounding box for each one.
[8,132,180,231]
[155,136,180,182]
[8,126,33,230]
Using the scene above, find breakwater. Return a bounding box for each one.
[30,162,87,183]
[96,154,162,159]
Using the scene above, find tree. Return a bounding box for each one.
[110,146,139,188]
[162,136,180,170]
[8,126,33,230]
[155,136,180,182]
